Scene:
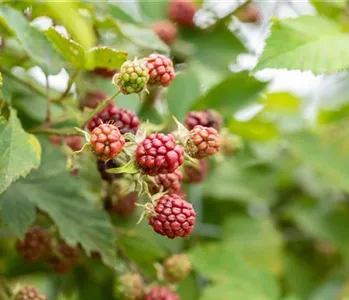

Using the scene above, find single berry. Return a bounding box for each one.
[136,133,184,176]
[164,254,192,283]
[65,136,83,151]
[14,286,47,300]
[16,226,51,262]
[148,194,196,239]
[152,20,178,45]
[151,170,183,194]
[90,123,125,161]
[113,273,144,300]
[113,60,149,94]
[81,91,107,109]
[186,125,220,159]
[168,0,197,27]
[105,191,138,217]
[97,159,121,182]
[87,102,140,134]
[49,135,62,146]
[49,242,79,274]
[146,54,176,87]
[221,133,243,155]
[145,286,180,300]
[236,4,261,23]
[185,110,222,131]
[93,67,116,78]
[184,159,209,183]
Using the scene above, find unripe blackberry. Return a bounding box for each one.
[87,102,140,135]
[148,194,196,239]
[164,254,192,283]
[93,67,116,78]
[14,286,47,300]
[81,91,107,109]
[145,286,180,300]
[152,20,178,45]
[97,159,121,182]
[49,242,79,274]
[65,136,83,151]
[186,125,220,159]
[136,133,184,176]
[185,110,222,131]
[113,273,144,300]
[49,135,62,146]
[90,123,125,161]
[16,226,51,262]
[184,159,209,183]
[104,191,137,217]
[146,54,176,87]
[151,170,183,194]
[221,133,243,155]
[113,60,149,94]
[168,0,197,27]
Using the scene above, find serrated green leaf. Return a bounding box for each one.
[255,16,349,74]
[0,109,41,195]
[45,27,85,68]
[85,47,127,70]
[0,139,117,268]
[0,5,65,74]
[192,72,267,114]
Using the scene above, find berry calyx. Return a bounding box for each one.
[152,20,178,45]
[186,125,220,159]
[151,170,183,194]
[81,91,107,109]
[49,242,79,274]
[113,273,144,300]
[105,191,138,217]
[146,54,176,87]
[16,226,51,262]
[90,123,125,161]
[87,102,140,135]
[168,0,197,27]
[14,286,47,300]
[145,286,180,300]
[113,59,149,94]
[148,194,196,239]
[164,253,192,283]
[185,110,222,131]
[184,159,209,183]
[136,133,184,176]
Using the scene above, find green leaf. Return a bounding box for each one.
[0,109,41,195]
[45,27,85,68]
[139,0,169,21]
[167,70,200,120]
[0,5,65,74]
[0,139,117,268]
[311,0,346,20]
[255,16,349,74]
[107,160,138,174]
[193,72,267,114]
[85,47,127,70]
[177,275,200,300]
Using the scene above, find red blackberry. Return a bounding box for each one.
[16,226,51,262]
[185,110,222,131]
[65,136,83,151]
[184,159,209,183]
[90,123,125,161]
[49,135,62,146]
[152,170,183,194]
[49,242,79,274]
[164,254,192,283]
[186,125,220,159]
[136,133,184,176]
[168,0,197,27]
[81,91,107,109]
[145,286,180,300]
[148,194,196,239]
[14,286,47,300]
[146,54,176,87]
[93,67,116,78]
[104,191,138,217]
[97,159,121,182]
[152,20,178,45]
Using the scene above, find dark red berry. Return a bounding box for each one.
[82,91,107,109]
[90,123,125,161]
[152,170,183,194]
[105,191,138,217]
[146,54,176,87]
[97,159,121,182]
[49,242,79,274]
[168,0,197,27]
[93,67,116,78]
[87,103,140,135]
[185,110,222,131]
[148,194,196,239]
[14,286,47,300]
[49,135,62,146]
[184,159,209,183]
[65,136,83,151]
[136,133,183,176]
[152,20,178,45]
[16,226,51,262]
[186,125,220,159]
[145,286,180,300]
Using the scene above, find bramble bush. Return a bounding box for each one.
[1,1,349,300]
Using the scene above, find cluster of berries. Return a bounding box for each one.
[16,226,79,274]
[14,286,47,300]
[114,253,192,300]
